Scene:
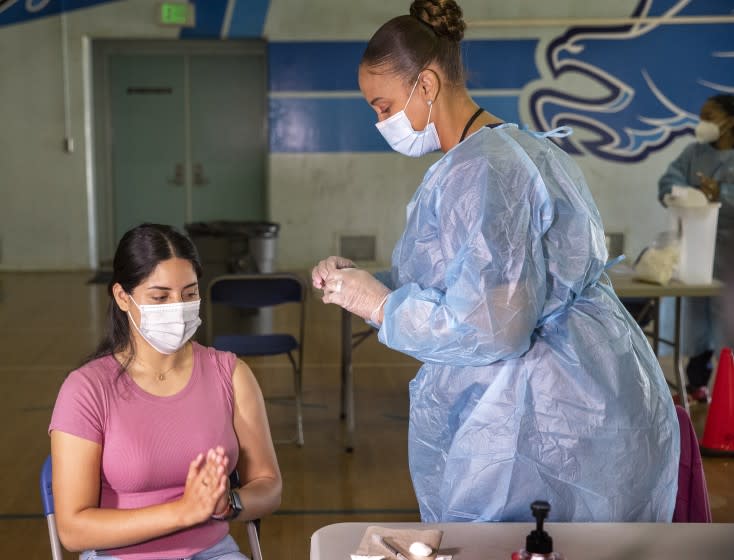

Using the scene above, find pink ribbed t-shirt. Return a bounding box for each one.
[49,342,240,559]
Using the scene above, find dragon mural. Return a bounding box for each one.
[526,0,734,162]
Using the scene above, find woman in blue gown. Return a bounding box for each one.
[312,0,678,522]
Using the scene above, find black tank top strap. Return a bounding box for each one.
[459,108,486,143]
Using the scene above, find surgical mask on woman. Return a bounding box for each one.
[128,296,201,354]
[695,120,722,144]
[375,76,441,157]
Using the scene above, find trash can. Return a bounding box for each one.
[185,220,279,275]
[668,203,721,284]
[185,221,280,341]
[245,222,279,274]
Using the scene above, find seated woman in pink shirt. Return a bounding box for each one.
[49,223,281,560]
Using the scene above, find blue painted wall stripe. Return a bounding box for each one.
[228,0,270,38]
[268,42,365,92]
[270,97,385,153]
[473,95,521,125]
[269,40,539,92]
[463,39,539,90]
[180,0,229,38]
[672,0,733,17]
[0,0,122,28]
[269,95,521,153]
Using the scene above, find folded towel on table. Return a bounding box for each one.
[353,526,443,560]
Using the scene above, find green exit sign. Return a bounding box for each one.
[158,2,195,27]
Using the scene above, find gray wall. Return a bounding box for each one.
[1,0,726,270]
[0,0,179,269]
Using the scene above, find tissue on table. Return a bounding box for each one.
[354,526,443,560]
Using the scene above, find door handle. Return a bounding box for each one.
[168,163,184,186]
[193,163,209,187]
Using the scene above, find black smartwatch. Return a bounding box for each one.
[212,489,243,521]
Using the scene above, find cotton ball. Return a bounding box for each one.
[409,541,433,557]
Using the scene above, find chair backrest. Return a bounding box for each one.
[39,455,64,560]
[208,274,304,309]
[41,455,264,559]
[206,273,306,350]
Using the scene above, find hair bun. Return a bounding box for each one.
[410,0,466,43]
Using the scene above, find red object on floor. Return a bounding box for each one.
[700,348,734,456]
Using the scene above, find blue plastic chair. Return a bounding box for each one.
[206,273,306,446]
[40,455,264,560]
[40,456,64,560]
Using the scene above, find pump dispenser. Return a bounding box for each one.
[511,501,564,560]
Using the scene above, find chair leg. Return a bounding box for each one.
[247,520,264,560]
[271,353,304,446]
[287,352,304,446]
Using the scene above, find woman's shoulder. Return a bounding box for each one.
[437,125,544,188]
[678,140,709,159]
[447,124,537,169]
[192,342,237,384]
[64,355,119,390]
[51,355,119,434]
[426,129,497,185]
[192,341,235,367]
[55,355,120,414]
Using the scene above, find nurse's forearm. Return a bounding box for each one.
[379,283,536,366]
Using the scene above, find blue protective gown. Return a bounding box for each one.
[658,142,734,357]
[377,124,679,522]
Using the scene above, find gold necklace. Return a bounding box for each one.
[131,360,177,382]
[156,365,176,382]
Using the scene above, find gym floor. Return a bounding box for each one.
[0,271,731,559]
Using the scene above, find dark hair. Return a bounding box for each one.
[709,94,734,117]
[361,0,466,86]
[85,223,202,373]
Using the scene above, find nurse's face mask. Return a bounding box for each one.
[128,295,201,355]
[695,120,722,144]
[696,100,733,144]
[375,75,441,157]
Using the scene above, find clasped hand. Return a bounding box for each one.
[312,256,390,323]
[179,447,230,526]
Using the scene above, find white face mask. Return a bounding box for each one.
[375,76,441,157]
[128,296,201,355]
[695,120,721,144]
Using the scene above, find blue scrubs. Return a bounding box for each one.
[377,124,679,522]
[658,142,734,359]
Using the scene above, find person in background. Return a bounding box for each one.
[49,223,281,559]
[313,0,678,523]
[658,94,734,403]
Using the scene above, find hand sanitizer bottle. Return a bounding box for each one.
[511,501,564,560]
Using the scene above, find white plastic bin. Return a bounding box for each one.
[669,203,721,284]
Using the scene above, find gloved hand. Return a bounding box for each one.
[697,172,721,202]
[311,255,356,290]
[322,268,391,324]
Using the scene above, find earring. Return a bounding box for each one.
[427,100,433,106]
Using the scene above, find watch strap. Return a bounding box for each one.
[211,489,243,521]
